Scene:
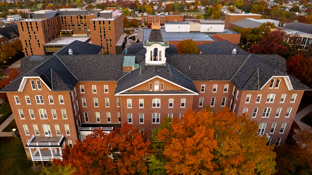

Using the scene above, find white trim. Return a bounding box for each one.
[115,76,199,95]
[260,76,293,90]
[116,93,196,96]
[18,76,51,92]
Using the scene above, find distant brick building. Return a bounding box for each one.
[17,9,124,56]
[2,26,310,165]
[224,13,262,29]
[144,15,184,25]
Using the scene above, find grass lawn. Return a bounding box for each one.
[300,112,312,127]
[2,119,17,132]
[0,103,12,125]
[0,137,40,175]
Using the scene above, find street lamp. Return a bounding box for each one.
[12,128,16,137]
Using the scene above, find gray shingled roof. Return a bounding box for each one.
[0,24,19,40]
[283,22,312,34]
[125,42,177,55]
[231,18,263,29]
[148,29,164,42]
[115,61,198,94]
[20,55,49,74]
[57,10,89,16]
[198,40,248,55]
[54,40,102,55]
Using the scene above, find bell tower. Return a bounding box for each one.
[144,21,169,66]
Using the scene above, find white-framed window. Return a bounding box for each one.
[275,79,281,88]
[221,97,226,107]
[236,90,239,100]
[30,80,36,90]
[270,123,277,134]
[210,97,215,107]
[252,108,258,118]
[38,109,47,119]
[74,87,77,96]
[262,107,271,118]
[23,124,30,135]
[55,124,61,136]
[168,99,174,108]
[48,95,54,104]
[152,98,161,108]
[64,124,70,135]
[58,95,64,104]
[51,109,57,119]
[42,124,51,137]
[269,79,274,88]
[152,113,160,124]
[233,104,236,112]
[116,98,120,107]
[232,86,236,95]
[280,94,286,103]
[229,99,233,110]
[61,109,67,119]
[84,112,89,122]
[180,98,186,108]
[96,112,100,123]
[258,123,267,136]
[243,108,248,113]
[256,94,262,103]
[18,109,24,119]
[127,99,132,108]
[118,112,121,123]
[275,108,282,118]
[139,113,144,124]
[224,84,229,93]
[286,107,292,118]
[94,98,99,107]
[104,85,109,93]
[276,138,281,146]
[80,85,85,93]
[245,94,251,103]
[29,109,35,119]
[92,85,97,93]
[290,94,297,103]
[280,123,287,134]
[267,138,272,146]
[105,98,110,107]
[160,83,164,91]
[168,113,173,119]
[139,99,144,108]
[149,83,153,91]
[106,112,111,123]
[154,81,159,91]
[266,94,275,103]
[199,97,204,107]
[212,84,217,93]
[200,84,205,93]
[127,113,132,124]
[179,113,183,118]
[68,139,73,147]
[33,124,39,135]
[14,96,20,104]
[36,80,42,90]
[82,98,87,107]
[35,95,44,104]
[25,96,31,104]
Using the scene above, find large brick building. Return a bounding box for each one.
[17,9,123,56]
[144,15,184,25]
[1,28,310,163]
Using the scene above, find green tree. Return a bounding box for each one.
[165,4,173,12]
[41,163,76,175]
[177,39,200,54]
[122,8,130,16]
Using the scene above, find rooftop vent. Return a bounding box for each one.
[68,48,73,55]
[232,48,237,55]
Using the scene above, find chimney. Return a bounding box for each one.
[68,48,73,55]
[232,48,237,55]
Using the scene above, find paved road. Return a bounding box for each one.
[0,114,14,137]
[294,103,312,130]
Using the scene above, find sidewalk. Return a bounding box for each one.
[0,114,14,137]
[294,103,312,130]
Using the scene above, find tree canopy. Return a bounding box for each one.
[177,39,200,54]
[151,108,276,175]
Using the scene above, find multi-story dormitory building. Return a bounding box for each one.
[17,8,124,56]
[1,26,310,164]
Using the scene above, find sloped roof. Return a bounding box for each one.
[283,22,312,34]
[148,29,164,42]
[198,40,248,55]
[231,18,263,29]
[115,62,198,94]
[0,24,19,40]
[54,40,102,55]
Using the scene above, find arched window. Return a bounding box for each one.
[150,50,153,61]
[159,51,162,61]
[153,48,158,61]
[154,81,159,91]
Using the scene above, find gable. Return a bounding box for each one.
[131,77,184,91]
[18,77,51,92]
[261,76,293,91]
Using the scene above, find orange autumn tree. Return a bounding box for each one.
[54,124,151,175]
[155,108,276,175]
[177,39,200,54]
